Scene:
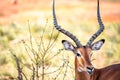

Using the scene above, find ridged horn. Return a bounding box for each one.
[52,0,82,47]
[86,0,104,46]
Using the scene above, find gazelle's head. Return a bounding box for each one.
[62,39,105,74]
[52,0,105,74]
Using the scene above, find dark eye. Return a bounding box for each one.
[76,53,81,57]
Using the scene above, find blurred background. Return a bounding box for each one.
[0,0,120,80]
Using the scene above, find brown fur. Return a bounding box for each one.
[75,47,120,80]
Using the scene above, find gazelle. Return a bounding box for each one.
[52,0,120,80]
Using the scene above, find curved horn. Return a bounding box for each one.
[52,0,82,47]
[86,0,104,46]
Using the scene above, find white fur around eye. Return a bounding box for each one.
[90,52,93,57]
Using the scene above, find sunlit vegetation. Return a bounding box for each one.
[0,0,120,79]
[0,20,120,79]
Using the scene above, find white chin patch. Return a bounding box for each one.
[77,68,83,72]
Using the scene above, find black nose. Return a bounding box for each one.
[87,67,94,74]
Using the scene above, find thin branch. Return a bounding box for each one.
[10,50,23,80]
[32,64,35,80]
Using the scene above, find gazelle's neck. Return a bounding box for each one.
[90,68,101,80]
[75,70,90,80]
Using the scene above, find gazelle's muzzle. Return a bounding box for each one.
[86,67,94,74]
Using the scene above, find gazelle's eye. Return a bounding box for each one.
[76,52,81,57]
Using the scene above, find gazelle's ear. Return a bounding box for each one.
[62,40,75,51]
[91,39,105,50]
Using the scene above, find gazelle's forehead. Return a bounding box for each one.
[77,46,91,54]
[77,46,91,51]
